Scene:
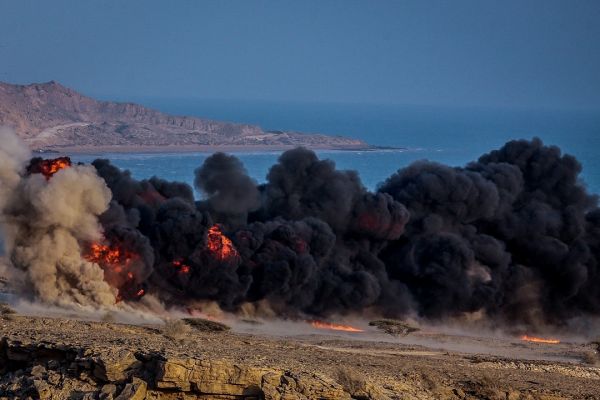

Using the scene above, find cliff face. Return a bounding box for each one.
[0,81,367,150]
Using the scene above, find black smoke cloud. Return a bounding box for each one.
[379,138,599,325]
[194,152,260,229]
[84,138,600,327]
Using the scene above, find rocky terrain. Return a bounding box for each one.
[1,312,600,400]
[0,81,368,152]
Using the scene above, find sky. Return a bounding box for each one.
[0,0,599,110]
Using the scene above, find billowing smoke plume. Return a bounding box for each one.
[2,130,600,328]
[0,129,116,306]
[194,152,260,229]
[378,138,599,325]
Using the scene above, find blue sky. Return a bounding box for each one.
[1,0,599,110]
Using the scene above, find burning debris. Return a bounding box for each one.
[2,128,600,331]
[310,320,365,333]
[520,335,561,345]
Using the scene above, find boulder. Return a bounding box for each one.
[32,379,52,400]
[155,358,196,391]
[190,360,267,396]
[115,377,147,400]
[100,383,118,399]
[261,371,351,400]
[93,349,142,382]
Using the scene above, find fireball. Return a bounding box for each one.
[84,242,145,301]
[206,224,239,261]
[27,156,72,180]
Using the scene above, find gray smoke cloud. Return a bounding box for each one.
[0,128,116,306]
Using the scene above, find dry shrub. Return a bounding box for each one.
[241,318,263,325]
[182,317,230,332]
[100,311,116,323]
[0,303,15,316]
[335,367,367,399]
[583,350,600,365]
[369,319,419,336]
[162,319,192,340]
[475,373,509,400]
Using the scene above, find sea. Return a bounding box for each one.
[70,100,600,196]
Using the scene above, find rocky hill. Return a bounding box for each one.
[0,81,368,151]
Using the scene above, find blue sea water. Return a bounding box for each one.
[70,100,600,195]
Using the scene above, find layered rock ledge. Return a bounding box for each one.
[0,338,350,399]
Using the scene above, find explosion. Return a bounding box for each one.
[84,242,145,302]
[0,131,116,306]
[310,320,365,333]
[85,243,131,271]
[520,335,561,344]
[26,156,72,179]
[206,224,239,261]
[3,128,600,330]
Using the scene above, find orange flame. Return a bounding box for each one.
[520,335,560,344]
[172,260,191,274]
[310,320,364,333]
[85,243,136,272]
[84,242,144,301]
[29,157,72,180]
[207,225,238,261]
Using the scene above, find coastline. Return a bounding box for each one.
[33,143,400,155]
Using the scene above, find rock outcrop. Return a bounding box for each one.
[2,315,598,400]
[0,81,368,151]
[0,338,352,399]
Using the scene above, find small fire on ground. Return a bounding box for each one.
[520,334,560,344]
[310,320,364,333]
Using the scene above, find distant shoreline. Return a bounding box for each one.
[2,81,372,151]
[34,143,406,155]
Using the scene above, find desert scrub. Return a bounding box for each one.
[582,351,600,365]
[584,340,600,365]
[0,303,15,317]
[182,317,230,332]
[100,311,116,323]
[369,319,419,336]
[162,319,192,340]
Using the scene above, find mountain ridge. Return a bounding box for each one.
[0,81,368,151]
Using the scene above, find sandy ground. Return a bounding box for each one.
[1,307,600,399]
